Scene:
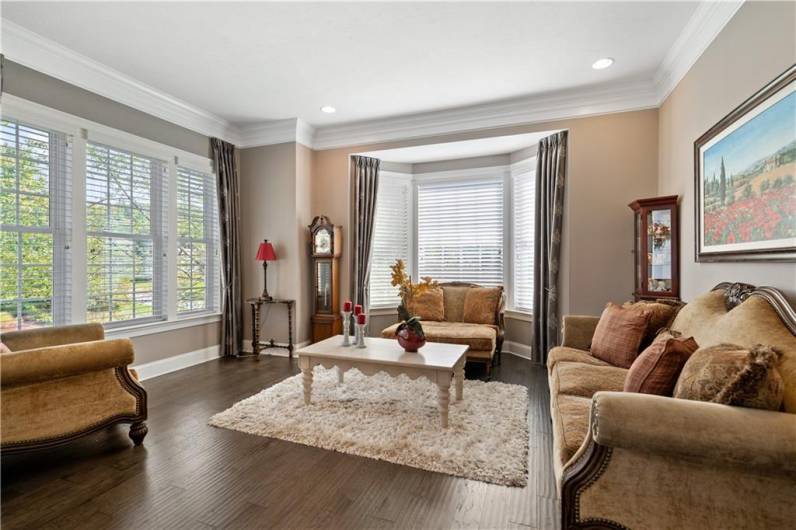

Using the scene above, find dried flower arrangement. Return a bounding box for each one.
[390,259,438,339]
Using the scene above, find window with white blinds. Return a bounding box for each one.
[85,143,168,325]
[369,176,411,308]
[417,178,504,286]
[177,166,220,314]
[1,119,71,331]
[511,163,535,312]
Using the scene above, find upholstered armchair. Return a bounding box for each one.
[1,323,148,453]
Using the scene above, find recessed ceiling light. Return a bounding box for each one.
[592,57,614,70]
[320,105,336,113]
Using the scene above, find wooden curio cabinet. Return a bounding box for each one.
[629,195,680,301]
[309,215,342,342]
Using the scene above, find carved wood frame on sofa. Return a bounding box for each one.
[557,282,796,530]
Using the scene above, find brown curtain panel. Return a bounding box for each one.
[350,155,380,312]
[212,138,243,357]
[533,130,568,363]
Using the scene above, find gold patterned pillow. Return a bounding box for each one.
[674,344,784,411]
[406,288,445,322]
[462,287,502,325]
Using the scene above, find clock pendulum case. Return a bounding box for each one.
[309,215,343,342]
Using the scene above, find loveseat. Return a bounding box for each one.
[381,282,505,376]
[1,323,148,453]
[550,283,796,530]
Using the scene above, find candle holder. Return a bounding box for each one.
[356,324,367,348]
[341,311,352,346]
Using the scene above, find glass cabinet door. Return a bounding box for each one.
[646,208,673,294]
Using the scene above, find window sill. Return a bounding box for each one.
[369,307,399,317]
[104,312,222,339]
[504,309,533,322]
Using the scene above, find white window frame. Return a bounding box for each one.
[1,95,221,337]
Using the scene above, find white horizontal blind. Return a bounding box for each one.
[176,166,219,314]
[369,177,411,308]
[417,178,504,286]
[512,164,535,311]
[0,119,71,331]
[85,142,168,325]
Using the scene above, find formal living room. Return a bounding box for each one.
[1,1,795,529]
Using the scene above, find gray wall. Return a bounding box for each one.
[658,1,796,302]
[3,60,220,364]
[3,60,210,157]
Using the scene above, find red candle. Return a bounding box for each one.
[343,300,352,312]
[354,304,363,315]
[356,313,366,325]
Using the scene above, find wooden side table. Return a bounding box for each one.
[245,297,295,359]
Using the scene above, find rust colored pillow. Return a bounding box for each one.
[406,288,445,321]
[590,303,651,368]
[622,300,684,349]
[624,331,699,395]
[462,287,502,325]
[674,344,784,411]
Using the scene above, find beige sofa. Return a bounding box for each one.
[550,283,796,530]
[1,323,148,453]
[381,282,505,376]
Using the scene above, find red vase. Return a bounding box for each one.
[396,326,426,352]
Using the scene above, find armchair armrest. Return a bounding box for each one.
[561,315,599,350]
[1,338,134,388]
[591,391,796,475]
[1,323,104,351]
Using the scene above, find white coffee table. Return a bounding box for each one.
[296,335,468,428]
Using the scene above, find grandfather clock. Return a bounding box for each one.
[309,215,342,342]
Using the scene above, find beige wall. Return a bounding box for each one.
[239,142,315,346]
[658,1,796,302]
[4,60,220,364]
[313,109,660,346]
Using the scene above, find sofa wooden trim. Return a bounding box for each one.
[713,282,796,334]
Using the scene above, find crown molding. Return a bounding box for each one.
[653,0,745,103]
[1,20,239,143]
[3,1,745,151]
[310,79,659,150]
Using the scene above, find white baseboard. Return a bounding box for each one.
[241,340,311,358]
[132,345,221,381]
[503,340,533,360]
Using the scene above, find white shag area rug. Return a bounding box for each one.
[209,366,529,486]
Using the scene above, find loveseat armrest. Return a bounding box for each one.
[1,338,135,388]
[591,391,796,475]
[560,315,599,351]
[1,323,105,351]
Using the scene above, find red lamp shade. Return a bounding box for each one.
[256,240,277,261]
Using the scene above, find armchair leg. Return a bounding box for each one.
[129,421,148,446]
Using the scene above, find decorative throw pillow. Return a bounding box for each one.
[674,344,784,411]
[622,300,684,349]
[624,330,699,395]
[406,288,445,322]
[590,303,652,368]
[0,341,11,354]
[462,287,502,325]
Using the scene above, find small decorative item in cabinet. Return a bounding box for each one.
[629,195,680,301]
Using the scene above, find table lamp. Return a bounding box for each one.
[256,239,277,300]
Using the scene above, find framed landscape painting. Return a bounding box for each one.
[694,65,795,261]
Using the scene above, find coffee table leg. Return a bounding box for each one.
[299,357,313,405]
[454,361,464,401]
[337,366,344,384]
[438,376,451,428]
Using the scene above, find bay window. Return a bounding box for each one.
[369,174,412,309]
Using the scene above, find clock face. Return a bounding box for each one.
[314,229,332,255]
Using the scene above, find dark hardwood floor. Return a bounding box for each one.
[1,353,558,530]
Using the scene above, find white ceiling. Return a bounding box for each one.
[2,1,700,130]
[360,132,550,164]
